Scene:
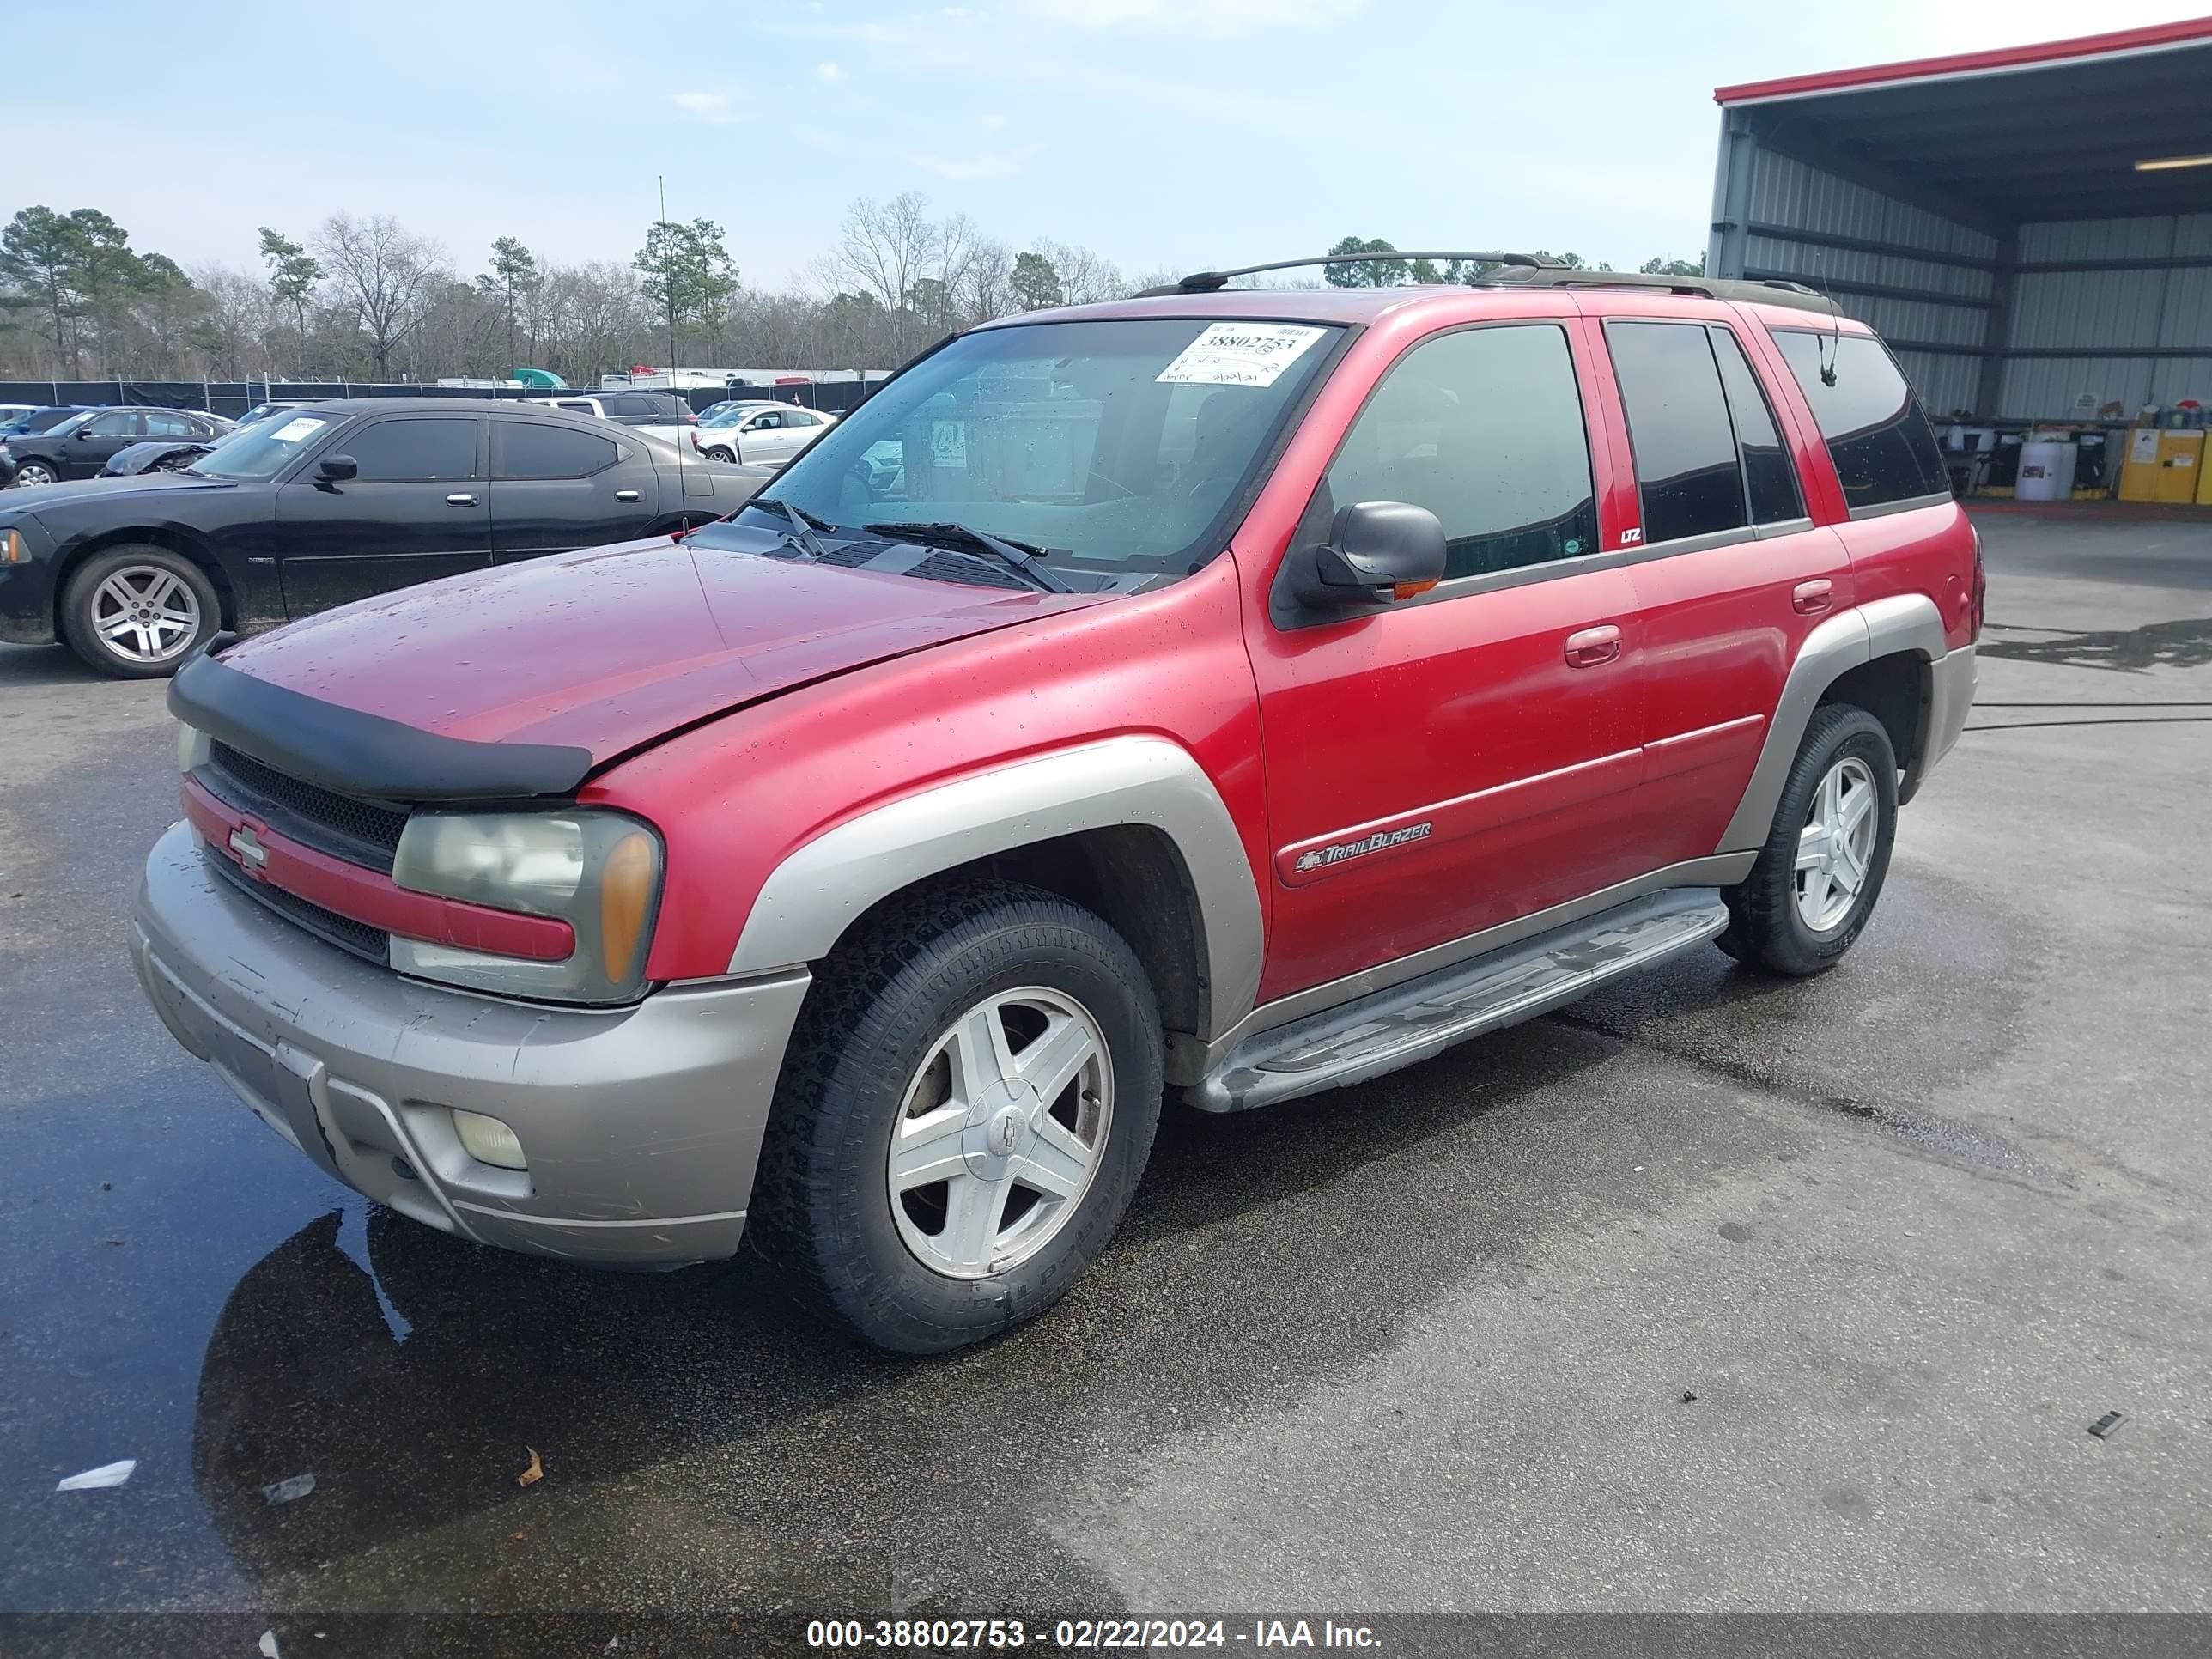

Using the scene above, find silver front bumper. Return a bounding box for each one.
[131,823,811,1267]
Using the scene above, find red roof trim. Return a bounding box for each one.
[1714,17,2212,105]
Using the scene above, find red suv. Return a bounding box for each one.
[132,256,1979,1352]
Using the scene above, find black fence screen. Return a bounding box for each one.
[0,379,878,422]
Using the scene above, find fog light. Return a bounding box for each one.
[452,1109,527,1170]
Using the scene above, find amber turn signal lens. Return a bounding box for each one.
[2,528,27,564]
[599,831,657,981]
[1393,579,1439,600]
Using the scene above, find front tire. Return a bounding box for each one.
[1718,704,1899,976]
[703,446,735,463]
[11,460,57,488]
[750,879,1164,1354]
[59,545,222,678]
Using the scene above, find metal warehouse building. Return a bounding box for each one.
[1707,20,2212,423]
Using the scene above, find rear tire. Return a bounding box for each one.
[59,545,222,678]
[750,878,1164,1354]
[1717,704,1898,976]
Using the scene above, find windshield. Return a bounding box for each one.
[186,411,343,480]
[716,316,1342,577]
[3,406,87,436]
[699,405,766,428]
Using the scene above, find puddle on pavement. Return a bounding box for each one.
[1980,615,2212,672]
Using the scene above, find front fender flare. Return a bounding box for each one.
[726,735,1265,1038]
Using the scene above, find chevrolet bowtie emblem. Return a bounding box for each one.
[228,823,270,874]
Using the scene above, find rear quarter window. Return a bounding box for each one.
[1773,331,1948,511]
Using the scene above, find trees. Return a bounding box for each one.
[478,235,540,372]
[0,205,203,377]
[1640,254,1706,276]
[1323,237,1441,287]
[1009,251,1064,313]
[258,228,323,374]
[316,213,447,379]
[634,218,738,366]
[0,207,89,369]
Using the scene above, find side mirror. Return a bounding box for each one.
[76,428,95,440]
[318,454,358,482]
[1290,501,1447,611]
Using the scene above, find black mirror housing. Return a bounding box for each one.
[318,454,359,482]
[1290,501,1448,611]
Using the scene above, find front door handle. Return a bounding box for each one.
[614,489,641,501]
[1564,624,1622,668]
[446,493,477,507]
[1792,579,1834,615]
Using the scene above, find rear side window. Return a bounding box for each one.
[1773,331,1948,510]
[1605,321,1747,545]
[497,422,620,480]
[345,417,477,482]
[1322,323,1598,580]
[1708,327,1803,525]
[604,395,655,418]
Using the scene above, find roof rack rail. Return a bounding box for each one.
[1489,266,1844,316]
[1134,251,1554,297]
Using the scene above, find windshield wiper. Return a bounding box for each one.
[752,496,836,561]
[863,520,1073,594]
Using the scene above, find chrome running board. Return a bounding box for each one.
[1190,890,1729,1113]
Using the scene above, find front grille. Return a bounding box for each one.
[204,742,409,872]
[203,845,391,965]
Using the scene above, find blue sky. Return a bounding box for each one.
[11,0,2209,287]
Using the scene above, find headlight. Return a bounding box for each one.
[176,721,210,773]
[390,809,663,1004]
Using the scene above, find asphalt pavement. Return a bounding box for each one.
[1,513,2207,1646]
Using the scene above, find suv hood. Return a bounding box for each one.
[221,535,1103,763]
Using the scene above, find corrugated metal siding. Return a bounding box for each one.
[1897,351,1979,418]
[1746,152,1998,261]
[2000,213,2212,416]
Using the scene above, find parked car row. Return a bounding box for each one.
[0,398,771,676]
[0,407,232,488]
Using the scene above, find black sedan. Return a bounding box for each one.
[0,407,231,489]
[0,398,768,677]
[0,404,93,439]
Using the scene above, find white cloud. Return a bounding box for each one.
[1026,0,1362,31]
[672,89,735,124]
[903,144,1042,181]
[815,60,847,81]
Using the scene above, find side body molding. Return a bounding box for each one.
[726,736,1266,1037]
[1718,592,1948,854]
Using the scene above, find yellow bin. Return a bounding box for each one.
[2119,428,2205,503]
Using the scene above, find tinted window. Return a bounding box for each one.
[1708,327,1802,525]
[1774,331,1948,509]
[344,418,477,482]
[603,395,656,418]
[1607,321,1747,544]
[1324,324,1598,580]
[497,421,620,480]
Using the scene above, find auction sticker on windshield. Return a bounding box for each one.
[1156,323,1327,388]
[269,416,331,444]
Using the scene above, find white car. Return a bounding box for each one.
[526,392,695,451]
[690,402,839,465]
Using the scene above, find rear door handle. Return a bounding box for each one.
[446,493,477,507]
[1564,624,1622,668]
[614,489,641,501]
[1792,579,1834,615]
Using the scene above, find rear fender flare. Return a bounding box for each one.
[726,736,1265,1038]
[1718,593,1946,854]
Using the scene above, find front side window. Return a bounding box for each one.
[1773,331,1948,510]
[83,410,142,438]
[716,314,1344,578]
[1321,323,1598,580]
[749,410,785,430]
[1606,321,1748,545]
[343,418,477,482]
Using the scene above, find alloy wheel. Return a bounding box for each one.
[1795,755,1878,931]
[886,986,1114,1279]
[12,462,55,487]
[91,566,202,665]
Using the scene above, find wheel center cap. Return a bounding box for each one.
[966,1079,1040,1176]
